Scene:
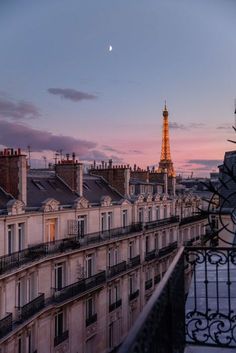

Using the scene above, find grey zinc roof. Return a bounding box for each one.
[0,187,13,210]
[26,170,122,208]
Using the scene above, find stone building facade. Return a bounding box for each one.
[0,150,206,353]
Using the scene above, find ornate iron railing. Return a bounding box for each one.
[18,293,45,322]
[185,246,236,348]
[145,279,153,290]
[54,330,69,346]
[118,247,185,353]
[54,271,106,303]
[119,246,236,352]
[108,261,127,279]
[0,313,12,339]
[159,241,178,258]
[0,224,142,276]
[86,313,97,326]
[129,290,139,302]
[145,249,157,262]
[128,255,141,268]
[179,213,207,226]
[144,216,180,230]
[109,299,122,312]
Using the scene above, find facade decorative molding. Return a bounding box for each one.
[74,196,89,209]
[41,198,60,212]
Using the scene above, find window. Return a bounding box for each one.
[55,310,64,338]
[33,180,45,190]
[7,224,14,254]
[18,223,25,251]
[109,284,120,305]
[86,254,94,277]
[155,233,158,250]
[85,336,96,353]
[109,322,114,348]
[101,213,106,232]
[27,272,36,302]
[45,219,56,242]
[16,278,26,307]
[86,297,95,319]
[148,207,152,222]
[108,212,112,230]
[122,210,128,227]
[129,274,136,294]
[27,326,35,353]
[156,207,159,220]
[164,205,167,218]
[138,208,143,222]
[169,229,174,244]
[109,319,121,348]
[145,236,150,253]
[78,215,87,237]
[54,263,65,291]
[162,231,166,248]
[129,241,135,259]
[108,248,119,267]
[18,336,24,353]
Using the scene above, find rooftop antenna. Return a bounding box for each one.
[234,98,236,129]
[27,145,31,167]
[42,156,47,169]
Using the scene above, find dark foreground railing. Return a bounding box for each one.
[119,246,236,353]
[118,247,185,353]
[0,313,12,339]
[185,246,236,348]
[18,293,45,322]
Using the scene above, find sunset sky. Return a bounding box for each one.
[0,0,236,176]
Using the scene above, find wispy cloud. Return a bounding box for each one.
[0,120,121,162]
[187,159,223,168]
[169,122,187,130]
[169,122,206,130]
[0,96,40,120]
[48,88,97,102]
[216,124,233,130]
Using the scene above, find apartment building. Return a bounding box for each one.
[0,149,206,353]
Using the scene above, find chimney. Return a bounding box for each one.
[0,148,27,204]
[55,157,83,196]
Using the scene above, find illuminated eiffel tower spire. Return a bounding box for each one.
[158,102,175,176]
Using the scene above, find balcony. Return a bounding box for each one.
[159,241,178,258]
[109,299,122,312]
[86,313,97,326]
[154,274,161,284]
[129,289,139,301]
[54,271,106,303]
[108,261,127,279]
[145,216,180,230]
[128,255,141,269]
[118,246,236,353]
[54,330,69,347]
[145,249,157,262]
[145,279,153,290]
[0,223,142,276]
[17,293,45,323]
[0,313,12,339]
[179,213,207,226]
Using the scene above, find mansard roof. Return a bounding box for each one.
[26,170,122,208]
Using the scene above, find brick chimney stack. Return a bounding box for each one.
[0,148,27,204]
[90,163,130,198]
[55,154,83,196]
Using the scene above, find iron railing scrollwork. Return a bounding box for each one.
[0,313,12,339]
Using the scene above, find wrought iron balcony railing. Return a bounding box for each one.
[0,313,12,339]
[54,330,69,347]
[144,216,180,230]
[145,279,153,290]
[179,213,207,225]
[86,313,97,326]
[54,271,106,303]
[17,293,45,323]
[127,255,141,269]
[108,261,127,279]
[109,299,122,312]
[145,249,157,262]
[154,274,161,284]
[158,241,178,258]
[0,223,142,276]
[118,246,236,353]
[129,289,139,301]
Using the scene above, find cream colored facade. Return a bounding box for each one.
[0,192,206,353]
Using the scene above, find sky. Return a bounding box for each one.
[0,0,236,176]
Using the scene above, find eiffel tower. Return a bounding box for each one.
[158,103,175,177]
